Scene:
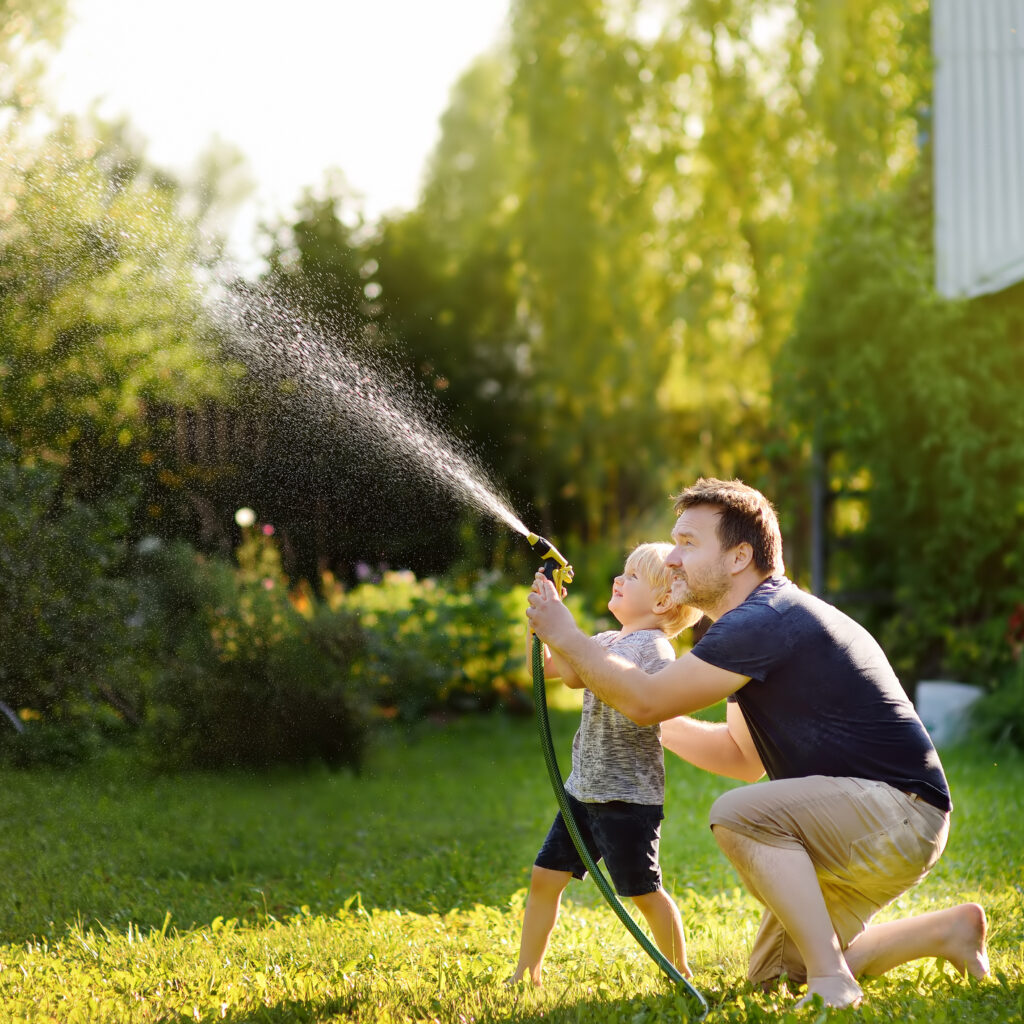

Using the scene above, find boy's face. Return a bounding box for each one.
[607,562,662,627]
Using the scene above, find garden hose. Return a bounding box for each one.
[527,538,708,1019]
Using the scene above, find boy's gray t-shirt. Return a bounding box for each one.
[564,628,675,805]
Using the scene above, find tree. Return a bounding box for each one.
[370,52,532,520]
[507,0,687,542]
[0,14,250,755]
[0,0,69,112]
[776,177,1024,685]
[0,116,229,523]
[251,61,536,580]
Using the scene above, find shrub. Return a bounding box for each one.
[971,661,1024,749]
[0,715,105,769]
[144,529,368,772]
[338,570,533,722]
[0,449,139,766]
[334,566,610,723]
[970,607,1024,749]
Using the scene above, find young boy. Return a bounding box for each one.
[512,542,701,985]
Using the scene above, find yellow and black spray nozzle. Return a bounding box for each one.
[526,532,574,595]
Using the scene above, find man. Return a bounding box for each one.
[525,477,988,1009]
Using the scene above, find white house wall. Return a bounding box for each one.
[933,0,1024,298]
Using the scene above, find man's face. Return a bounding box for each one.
[666,506,732,612]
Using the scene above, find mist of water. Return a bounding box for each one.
[6,131,532,543]
[214,282,531,539]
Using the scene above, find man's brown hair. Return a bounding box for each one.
[672,477,784,576]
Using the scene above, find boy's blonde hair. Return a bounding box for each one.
[624,542,702,639]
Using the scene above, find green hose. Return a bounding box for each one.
[531,634,709,1019]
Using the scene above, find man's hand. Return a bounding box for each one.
[526,571,578,647]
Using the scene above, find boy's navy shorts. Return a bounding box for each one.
[534,793,664,897]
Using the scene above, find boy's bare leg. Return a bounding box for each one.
[844,903,989,979]
[512,866,572,985]
[632,888,692,977]
[712,825,863,1009]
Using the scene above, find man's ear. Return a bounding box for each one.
[729,542,754,574]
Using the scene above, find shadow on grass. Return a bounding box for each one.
[159,998,356,1023]
[156,988,715,1024]
[117,969,1009,1024]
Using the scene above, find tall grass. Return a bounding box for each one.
[0,711,1021,1022]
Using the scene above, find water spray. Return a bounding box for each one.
[525,533,708,1018]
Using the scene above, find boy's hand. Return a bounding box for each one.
[530,570,567,599]
[526,572,576,646]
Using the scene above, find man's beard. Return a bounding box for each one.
[671,563,730,613]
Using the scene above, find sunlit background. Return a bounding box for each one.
[46,0,509,260]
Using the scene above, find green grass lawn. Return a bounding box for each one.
[0,710,1021,1022]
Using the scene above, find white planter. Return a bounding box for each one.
[914,680,984,747]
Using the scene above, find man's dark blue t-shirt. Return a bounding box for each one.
[691,577,951,812]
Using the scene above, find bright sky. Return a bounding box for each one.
[45,0,510,263]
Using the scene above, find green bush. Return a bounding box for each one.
[341,570,535,722]
[971,661,1024,749]
[0,478,610,772]
[0,715,104,769]
[0,449,140,765]
[138,528,567,768]
[144,531,368,772]
[969,609,1024,749]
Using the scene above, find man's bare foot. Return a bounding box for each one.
[942,903,989,979]
[795,973,863,1010]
